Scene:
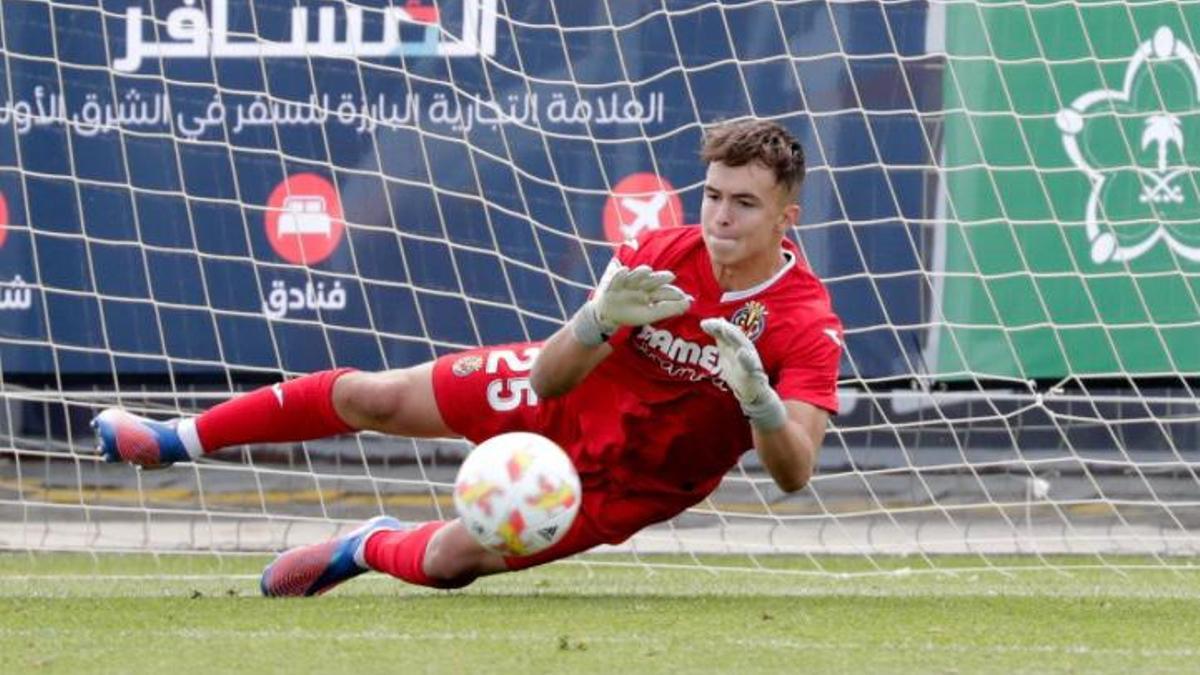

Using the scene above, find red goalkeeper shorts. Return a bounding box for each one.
[430,342,692,569]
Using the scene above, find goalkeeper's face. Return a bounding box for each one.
[700,161,799,268]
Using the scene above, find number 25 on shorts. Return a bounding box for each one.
[485,347,541,412]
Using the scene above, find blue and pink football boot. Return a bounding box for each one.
[91,408,190,468]
[260,516,406,597]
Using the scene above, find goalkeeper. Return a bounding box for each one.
[93,119,842,596]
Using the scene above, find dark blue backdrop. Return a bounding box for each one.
[0,0,937,381]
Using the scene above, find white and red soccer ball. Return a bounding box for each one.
[453,432,581,556]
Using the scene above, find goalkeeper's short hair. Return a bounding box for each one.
[701,119,806,201]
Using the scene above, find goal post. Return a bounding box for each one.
[0,0,1198,572]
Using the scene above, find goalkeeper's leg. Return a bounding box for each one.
[262,518,508,597]
[93,364,451,467]
[263,507,613,597]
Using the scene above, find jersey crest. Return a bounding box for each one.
[730,301,768,342]
[452,354,484,377]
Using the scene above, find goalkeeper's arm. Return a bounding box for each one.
[529,323,614,400]
[751,400,827,493]
[531,262,691,399]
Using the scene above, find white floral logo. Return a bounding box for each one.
[1057,26,1200,264]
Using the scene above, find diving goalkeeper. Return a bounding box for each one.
[93,119,843,596]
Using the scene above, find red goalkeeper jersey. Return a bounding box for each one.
[542,225,842,512]
[434,225,843,540]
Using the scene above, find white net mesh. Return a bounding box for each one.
[0,0,1198,573]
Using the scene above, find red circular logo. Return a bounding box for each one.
[0,192,9,249]
[602,173,684,245]
[264,174,344,265]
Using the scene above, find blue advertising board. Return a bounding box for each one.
[0,0,935,380]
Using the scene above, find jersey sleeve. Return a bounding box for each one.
[773,316,843,414]
[614,240,640,267]
[588,234,652,305]
[592,237,644,299]
[613,226,671,267]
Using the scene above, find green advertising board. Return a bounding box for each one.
[935,0,1200,380]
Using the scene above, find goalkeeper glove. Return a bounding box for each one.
[700,318,787,431]
[571,262,692,346]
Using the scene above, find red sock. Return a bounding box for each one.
[364,521,469,589]
[194,368,356,453]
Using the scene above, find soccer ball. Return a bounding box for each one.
[453,431,581,556]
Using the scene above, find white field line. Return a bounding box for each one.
[2,573,1200,600]
[0,627,1196,659]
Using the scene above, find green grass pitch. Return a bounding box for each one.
[1,553,1198,673]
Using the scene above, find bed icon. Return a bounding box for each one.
[277,196,332,237]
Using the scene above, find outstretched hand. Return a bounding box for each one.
[593,264,692,332]
[571,262,691,346]
[700,318,787,431]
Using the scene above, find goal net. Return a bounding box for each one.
[1,0,1198,574]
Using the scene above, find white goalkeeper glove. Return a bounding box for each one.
[700,318,787,431]
[571,262,692,346]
